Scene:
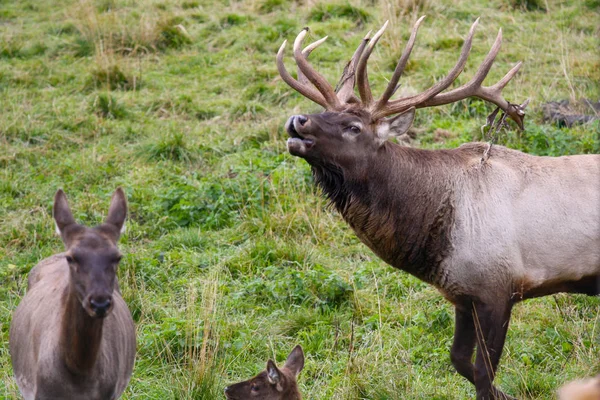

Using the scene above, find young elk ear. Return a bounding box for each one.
[105,187,128,237]
[283,345,305,377]
[376,107,416,144]
[266,360,283,391]
[53,189,77,241]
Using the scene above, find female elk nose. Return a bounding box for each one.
[90,296,112,317]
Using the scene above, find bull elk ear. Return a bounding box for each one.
[266,360,283,391]
[376,107,416,144]
[53,189,77,240]
[283,345,305,377]
[105,187,128,237]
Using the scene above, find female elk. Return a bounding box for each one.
[9,188,136,400]
[276,18,600,399]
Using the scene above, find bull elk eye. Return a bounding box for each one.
[65,255,74,263]
[344,124,362,135]
[251,383,260,392]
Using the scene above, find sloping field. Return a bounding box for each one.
[0,0,598,398]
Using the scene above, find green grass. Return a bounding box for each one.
[0,0,598,399]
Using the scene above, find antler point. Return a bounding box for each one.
[277,40,287,56]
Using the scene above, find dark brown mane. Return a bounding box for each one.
[313,143,461,285]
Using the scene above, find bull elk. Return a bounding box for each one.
[276,17,600,399]
[224,345,305,400]
[9,188,136,400]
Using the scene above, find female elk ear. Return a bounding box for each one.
[376,107,416,144]
[283,345,305,377]
[266,360,283,391]
[105,188,128,237]
[53,189,76,238]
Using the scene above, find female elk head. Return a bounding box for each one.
[224,345,304,400]
[278,18,527,168]
[53,188,127,318]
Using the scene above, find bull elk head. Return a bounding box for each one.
[277,17,527,159]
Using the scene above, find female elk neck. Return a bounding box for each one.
[312,142,457,286]
[59,279,105,375]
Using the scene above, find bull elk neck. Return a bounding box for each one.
[9,188,136,400]
[276,18,600,400]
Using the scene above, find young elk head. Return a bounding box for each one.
[53,188,127,319]
[224,345,304,400]
[277,18,527,171]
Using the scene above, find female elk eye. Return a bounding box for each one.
[251,384,260,392]
[65,255,74,263]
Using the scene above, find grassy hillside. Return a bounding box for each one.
[0,0,598,398]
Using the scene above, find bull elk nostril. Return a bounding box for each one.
[296,115,308,125]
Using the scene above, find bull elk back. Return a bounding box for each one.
[9,188,136,400]
[276,17,600,400]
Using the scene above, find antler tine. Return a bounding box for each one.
[335,30,372,103]
[418,29,526,129]
[277,40,329,108]
[376,15,426,109]
[490,60,522,91]
[373,18,480,120]
[356,21,389,106]
[293,28,341,109]
[298,36,329,86]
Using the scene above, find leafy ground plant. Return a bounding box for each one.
[0,0,598,399]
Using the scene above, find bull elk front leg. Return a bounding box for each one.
[473,302,515,400]
[452,301,516,400]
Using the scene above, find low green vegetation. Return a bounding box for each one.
[0,0,598,399]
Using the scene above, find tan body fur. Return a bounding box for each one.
[350,143,600,303]
[446,145,599,302]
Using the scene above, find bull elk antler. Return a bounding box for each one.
[277,17,527,129]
